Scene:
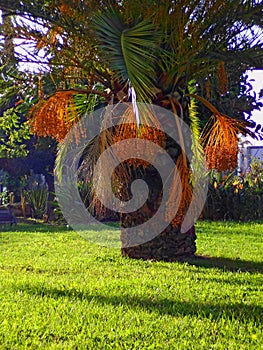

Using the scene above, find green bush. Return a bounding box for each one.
[203,158,263,221]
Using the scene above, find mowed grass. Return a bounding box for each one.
[0,221,262,349]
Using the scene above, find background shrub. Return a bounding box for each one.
[203,158,263,221]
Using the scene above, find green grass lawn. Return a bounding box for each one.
[0,221,262,349]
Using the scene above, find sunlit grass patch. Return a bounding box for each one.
[0,221,262,349]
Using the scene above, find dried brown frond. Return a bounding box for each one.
[77,104,131,218]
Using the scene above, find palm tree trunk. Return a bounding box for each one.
[121,227,196,261]
[119,142,196,259]
[120,89,197,261]
[119,168,196,261]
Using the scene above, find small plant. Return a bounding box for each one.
[242,157,263,194]
[25,185,48,219]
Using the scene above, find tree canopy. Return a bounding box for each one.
[1,0,263,259]
[1,1,262,119]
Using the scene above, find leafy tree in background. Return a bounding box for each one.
[0,9,56,208]
[0,108,31,157]
[0,9,33,157]
[0,0,262,260]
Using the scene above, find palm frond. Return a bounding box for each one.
[188,93,220,115]
[189,98,205,180]
[93,11,158,101]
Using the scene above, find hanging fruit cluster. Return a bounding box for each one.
[113,105,166,168]
[202,114,245,172]
[28,91,79,142]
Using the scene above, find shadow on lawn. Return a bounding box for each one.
[186,255,263,274]
[1,222,71,233]
[3,221,119,233]
[20,284,263,324]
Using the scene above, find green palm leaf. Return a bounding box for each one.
[93,11,158,101]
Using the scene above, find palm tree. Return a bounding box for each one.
[1,0,262,260]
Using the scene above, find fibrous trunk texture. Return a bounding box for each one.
[120,164,196,261]
[121,224,196,261]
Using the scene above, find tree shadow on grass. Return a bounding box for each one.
[2,221,119,233]
[186,255,263,274]
[18,284,263,324]
[1,222,71,233]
